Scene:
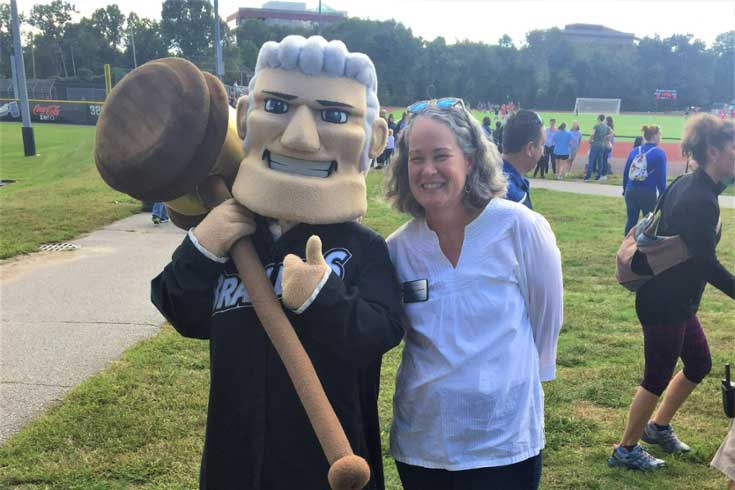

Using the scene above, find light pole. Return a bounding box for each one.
[130,26,137,68]
[10,0,35,156]
[318,0,322,36]
[214,0,224,80]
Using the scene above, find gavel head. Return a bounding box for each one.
[95,57,243,228]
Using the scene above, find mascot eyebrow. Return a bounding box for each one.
[263,90,354,109]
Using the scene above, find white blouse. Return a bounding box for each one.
[387,198,563,470]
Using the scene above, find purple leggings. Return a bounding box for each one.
[641,314,712,396]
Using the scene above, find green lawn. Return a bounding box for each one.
[0,122,140,259]
[1,147,734,489]
[387,109,687,142]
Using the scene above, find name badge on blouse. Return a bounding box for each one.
[402,279,429,303]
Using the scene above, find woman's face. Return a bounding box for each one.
[709,139,735,178]
[407,116,472,216]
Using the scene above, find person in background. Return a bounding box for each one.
[383,129,396,167]
[385,98,562,490]
[482,116,493,140]
[151,202,169,225]
[552,122,574,180]
[533,118,556,178]
[395,112,409,138]
[600,115,616,179]
[387,113,397,134]
[545,118,558,176]
[609,114,735,471]
[621,125,667,235]
[501,110,545,209]
[494,120,504,153]
[569,121,582,173]
[584,114,611,181]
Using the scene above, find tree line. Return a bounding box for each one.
[1,0,733,111]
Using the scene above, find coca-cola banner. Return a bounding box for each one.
[0,100,102,125]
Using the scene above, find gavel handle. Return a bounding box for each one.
[201,176,370,490]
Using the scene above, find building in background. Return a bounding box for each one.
[563,24,638,47]
[227,2,347,29]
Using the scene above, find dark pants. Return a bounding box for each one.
[585,144,606,180]
[641,315,712,396]
[624,186,657,235]
[395,453,543,490]
[533,146,554,178]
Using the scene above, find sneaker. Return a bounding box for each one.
[583,178,590,182]
[159,217,170,224]
[152,216,161,225]
[599,175,608,181]
[641,421,691,453]
[608,444,666,471]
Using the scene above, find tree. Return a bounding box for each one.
[0,3,12,78]
[125,13,169,67]
[161,0,214,58]
[29,0,76,76]
[91,4,126,50]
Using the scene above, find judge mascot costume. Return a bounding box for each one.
[95,36,403,490]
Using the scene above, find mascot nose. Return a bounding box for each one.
[280,105,320,153]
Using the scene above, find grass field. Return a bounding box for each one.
[0,122,140,259]
[386,109,689,142]
[1,122,734,489]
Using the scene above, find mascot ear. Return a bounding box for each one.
[368,116,389,159]
[236,95,250,140]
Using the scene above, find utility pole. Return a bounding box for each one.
[130,26,137,68]
[214,0,224,80]
[70,45,77,77]
[10,0,36,156]
[30,33,36,79]
[318,0,322,36]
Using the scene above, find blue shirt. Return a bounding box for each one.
[622,142,667,195]
[570,130,582,150]
[503,160,532,209]
[552,130,574,155]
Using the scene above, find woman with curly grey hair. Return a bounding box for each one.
[384,98,563,489]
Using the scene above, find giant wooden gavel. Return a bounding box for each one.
[95,57,369,490]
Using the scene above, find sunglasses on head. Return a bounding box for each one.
[407,97,465,114]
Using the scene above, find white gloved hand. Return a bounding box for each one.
[192,198,256,257]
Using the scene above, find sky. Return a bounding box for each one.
[21,0,735,47]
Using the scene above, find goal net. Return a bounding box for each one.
[573,98,621,114]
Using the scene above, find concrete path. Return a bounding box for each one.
[530,178,735,209]
[0,213,185,443]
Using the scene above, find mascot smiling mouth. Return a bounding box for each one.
[262,150,338,178]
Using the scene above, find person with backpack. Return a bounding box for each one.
[621,125,667,235]
[608,114,735,471]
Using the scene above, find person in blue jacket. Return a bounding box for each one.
[501,110,545,209]
[622,125,668,234]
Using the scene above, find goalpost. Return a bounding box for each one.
[573,98,621,114]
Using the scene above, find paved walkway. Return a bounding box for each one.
[0,214,185,443]
[530,178,735,209]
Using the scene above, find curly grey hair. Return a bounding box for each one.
[245,35,380,172]
[386,105,507,218]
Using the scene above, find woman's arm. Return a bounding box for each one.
[520,214,564,381]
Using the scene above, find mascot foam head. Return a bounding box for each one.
[233,35,388,224]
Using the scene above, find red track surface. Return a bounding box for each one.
[576,141,684,163]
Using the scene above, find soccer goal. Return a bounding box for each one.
[573,98,621,114]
